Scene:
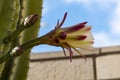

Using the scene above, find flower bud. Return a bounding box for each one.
[10,46,24,57]
[24,14,38,27]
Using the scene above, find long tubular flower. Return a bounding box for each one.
[19,12,94,62]
[40,12,94,62]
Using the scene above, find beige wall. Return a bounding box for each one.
[28,46,120,80]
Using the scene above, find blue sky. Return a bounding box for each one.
[32,0,120,52]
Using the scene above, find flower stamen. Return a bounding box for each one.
[62,47,67,57]
[72,47,87,61]
[55,12,67,29]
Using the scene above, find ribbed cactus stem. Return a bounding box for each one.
[0,0,20,76]
[0,0,20,48]
[0,0,43,80]
[9,0,43,80]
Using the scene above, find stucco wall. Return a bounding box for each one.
[27,46,120,80]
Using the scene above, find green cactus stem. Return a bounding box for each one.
[0,0,43,80]
[0,0,20,50]
[9,0,43,80]
[0,0,20,76]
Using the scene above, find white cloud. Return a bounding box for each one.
[65,0,115,4]
[40,22,48,27]
[94,32,120,47]
[65,0,91,4]
[65,0,115,9]
[109,1,120,35]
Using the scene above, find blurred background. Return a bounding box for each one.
[32,0,120,52]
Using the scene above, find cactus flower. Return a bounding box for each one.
[43,12,94,62]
